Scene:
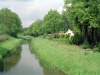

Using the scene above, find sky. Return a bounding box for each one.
[0,0,64,27]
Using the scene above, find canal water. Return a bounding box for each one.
[0,44,66,75]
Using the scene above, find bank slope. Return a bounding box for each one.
[0,37,22,59]
[30,37,100,75]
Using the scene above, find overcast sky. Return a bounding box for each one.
[0,0,64,27]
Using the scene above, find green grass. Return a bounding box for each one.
[0,37,22,58]
[0,46,8,57]
[18,35,31,40]
[30,37,100,75]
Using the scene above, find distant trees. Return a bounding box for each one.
[0,8,22,37]
[28,19,43,36]
[27,9,63,37]
[43,9,63,34]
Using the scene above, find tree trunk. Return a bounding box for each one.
[91,27,96,45]
[53,28,56,38]
[84,25,88,43]
[79,24,83,35]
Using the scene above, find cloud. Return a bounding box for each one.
[0,0,64,27]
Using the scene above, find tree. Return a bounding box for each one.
[0,8,22,37]
[28,19,43,36]
[43,9,63,36]
[62,10,72,32]
[64,0,100,45]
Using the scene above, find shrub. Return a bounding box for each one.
[43,33,47,38]
[55,33,60,38]
[72,33,84,45]
[60,34,65,39]
[93,43,100,52]
[82,41,89,49]
[48,34,54,40]
[67,39,73,45]
[65,34,70,39]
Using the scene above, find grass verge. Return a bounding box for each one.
[30,37,100,75]
[0,37,22,59]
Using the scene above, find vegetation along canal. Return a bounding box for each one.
[0,43,66,75]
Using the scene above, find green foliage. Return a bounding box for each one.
[65,34,70,39]
[72,33,84,45]
[0,23,8,34]
[48,34,54,40]
[59,34,70,39]
[43,9,63,34]
[64,0,100,46]
[60,34,65,39]
[67,39,73,45]
[0,8,22,37]
[82,41,89,49]
[0,46,8,57]
[27,19,44,36]
[28,9,63,37]
[93,43,100,52]
[62,9,73,32]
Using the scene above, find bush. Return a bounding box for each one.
[67,39,73,45]
[59,34,70,39]
[55,34,60,38]
[93,43,100,52]
[72,33,84,45]
[65,34,70,39]
[82,41,89,49]
[60,34,65,39]
[48,34,54,40]
[43,33,47,38]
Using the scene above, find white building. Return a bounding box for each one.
[65,29,74,37]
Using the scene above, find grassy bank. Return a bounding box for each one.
[30,37,100,75]
[0,37,22,59]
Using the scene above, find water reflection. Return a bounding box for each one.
[3,46,22,71]
[0,44,67,75]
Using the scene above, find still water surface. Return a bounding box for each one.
[0,44,66,75]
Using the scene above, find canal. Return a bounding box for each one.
[0,44,66,75]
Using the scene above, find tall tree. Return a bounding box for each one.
[0,8,22,37]
[64,0,100,45]
[28,19,43,36]
[43,9,63,37]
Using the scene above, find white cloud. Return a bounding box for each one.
[0,0,64,27]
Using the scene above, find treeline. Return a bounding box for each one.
[26,9,65,37]
[0,8,22,37]
[26,0,100,50]
[64,0,100,49]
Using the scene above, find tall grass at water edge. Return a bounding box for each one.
[30,37,100,75]
[0,37,22,59]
